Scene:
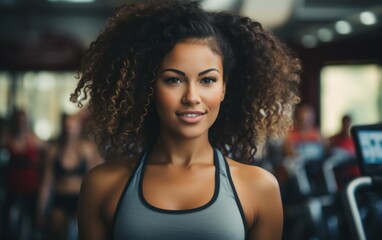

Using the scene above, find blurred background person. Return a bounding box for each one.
[328,114,360,192]
[275,104,329,205]
[274,104,328,187]
[0,116,9,179]
[2,109,47,240]
[283,104,328,160]
[0,117,10,236]
[329,114,355,156]
[38,113,102,240]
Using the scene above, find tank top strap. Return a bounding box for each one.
[127,150,148,188]
[214,148,232,190]
[133,149,232,192]
[138,151,149,169]
[112,150,148,227]
[215,148,248,235]
[215,148,227,173]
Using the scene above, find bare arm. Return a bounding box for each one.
[248,170,283,240]
[78,157,136,240]
[77,168,109,240]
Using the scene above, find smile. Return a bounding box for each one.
[177,113,205,117]
[176,111,206,123]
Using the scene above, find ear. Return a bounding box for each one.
[221,80,226,102]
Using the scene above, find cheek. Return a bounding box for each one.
[207,95,223,109]
[203,88,225,109]
[154,87,178,113]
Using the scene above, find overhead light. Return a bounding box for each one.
[335,20,352,34]
[240,0,295,28]
[34,119,53,141]
[47,0,95,3]
[317,28,333,42]
[201,0,237,11]
[360,11,377,25]
[301,34,317,48]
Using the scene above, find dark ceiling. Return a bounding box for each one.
[0,0,381,49]
[274,0,382,48]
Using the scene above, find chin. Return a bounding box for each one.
[168,126,209,140]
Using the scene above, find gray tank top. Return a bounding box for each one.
[113,149,247,239]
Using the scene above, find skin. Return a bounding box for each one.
[77,40,283,240]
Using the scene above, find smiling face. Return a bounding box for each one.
[154,39,226,140]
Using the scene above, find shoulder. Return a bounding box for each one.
[81,157,137,194]
[79,154,139,210]
[329,133,340,141]
[78,156,139,237]
[226,158,281,209]
[227,158,283,238]
[79,156,139,220]
[227,159,280,200]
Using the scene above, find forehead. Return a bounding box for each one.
[158,40,223,71]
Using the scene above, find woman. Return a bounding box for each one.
[38,113,102,239]
[3,109,46,240]
[71,1,301,239]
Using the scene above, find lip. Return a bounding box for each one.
[176,111,206,124]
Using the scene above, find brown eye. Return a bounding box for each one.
[165,77,182,84]
[201,77,217,85]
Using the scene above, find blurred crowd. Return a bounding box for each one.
[264,104,364,240]
[0,109,103,240]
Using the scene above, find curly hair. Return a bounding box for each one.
[71,0,301,163]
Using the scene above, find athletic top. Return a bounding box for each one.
[6,140,40,194]
[113,149,247,240]
[54,155,87,178]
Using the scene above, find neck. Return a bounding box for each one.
[340,129,350,137]
[66,135,80,146]
[150,133,213,167]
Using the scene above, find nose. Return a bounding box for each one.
[181,83,201,105]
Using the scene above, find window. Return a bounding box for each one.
[320,64,382,137]
[0,71,81,140]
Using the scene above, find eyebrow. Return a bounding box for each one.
[159,68,220,76]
